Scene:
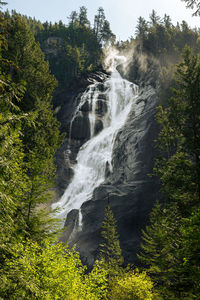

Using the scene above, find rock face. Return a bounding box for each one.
[72,86,159,266]
[53,66,160,266]
[53,72,109,197]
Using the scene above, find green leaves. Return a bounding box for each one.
[139,47,200,298]
[109,269,158,300]
[1,239,116,299]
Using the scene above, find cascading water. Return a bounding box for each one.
[52,51,139,230]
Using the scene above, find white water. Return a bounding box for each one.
[52,53,138,227]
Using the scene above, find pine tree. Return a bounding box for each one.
[78,6,90,27]
[163,14,172,29]
[94,7,105,41]
[0,11,64,250]
[139,47,200,298]
[101,20,116,46]
[135,16,148,38]
[149,10,161,26]
[99,204,124,269]
[0,6,30,266]
[181,0,200,16]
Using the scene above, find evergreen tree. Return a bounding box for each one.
[149,10,161,26]
[181,0,200,15]
[99,204,124,268]
[0,74,28,265]
[135,16,148,38]
[101,20,116,45]
[78,6,90,27]
[0,11,63,261]
[93,7,115,45]
[162,14,172,29]
[135,16,149,52]
[2,13,64,242]
[94,7,105,41]
[0,5,30,266]
[68,10,78,27]
[139,47,200,298]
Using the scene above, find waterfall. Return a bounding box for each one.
[52,52,139,228]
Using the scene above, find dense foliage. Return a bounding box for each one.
[1,1,200,299]
[0,6,63,297]
[135,10,199,58]
[0,6,157,299]
[17,6,115,87]
[97,205,158,299]
[139,47,200,299]
[117,10,200,95]
[115,10,200,299]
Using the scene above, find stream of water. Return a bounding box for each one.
[52,53,139,227]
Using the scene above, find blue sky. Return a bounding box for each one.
[3,0,200,40]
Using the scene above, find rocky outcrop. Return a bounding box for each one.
[68,85,160,266]
[53,64,160,266]
[53,72,109,197]
[43,37,63,56]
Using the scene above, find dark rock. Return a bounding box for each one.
[70,114,91,141]
[105,161,111,178]
[94,119,103,136]
[95,99,107,116]
[60,209,79,242]
[53,67,161,267]
[53,71,109,197]
[54,140,75,197]
[80,101,90,112]
[97,82,108,93]
[65,85,160,266]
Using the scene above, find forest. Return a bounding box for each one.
[0,0,200,299]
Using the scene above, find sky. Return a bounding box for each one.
[3,0,200,40]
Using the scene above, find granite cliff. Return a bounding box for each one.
[53,52,160,266]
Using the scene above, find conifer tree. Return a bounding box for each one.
[78,6,90,27]
[149,10,161,26]
[139,47,200,298]
[99,204,124,269]
[96,204,124,298]
[135,16,148,38]
[0,11,63,251]
[181,0,200,15]
[94,7,105,40]
[0,5,30,265]
[93,7,115,45]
